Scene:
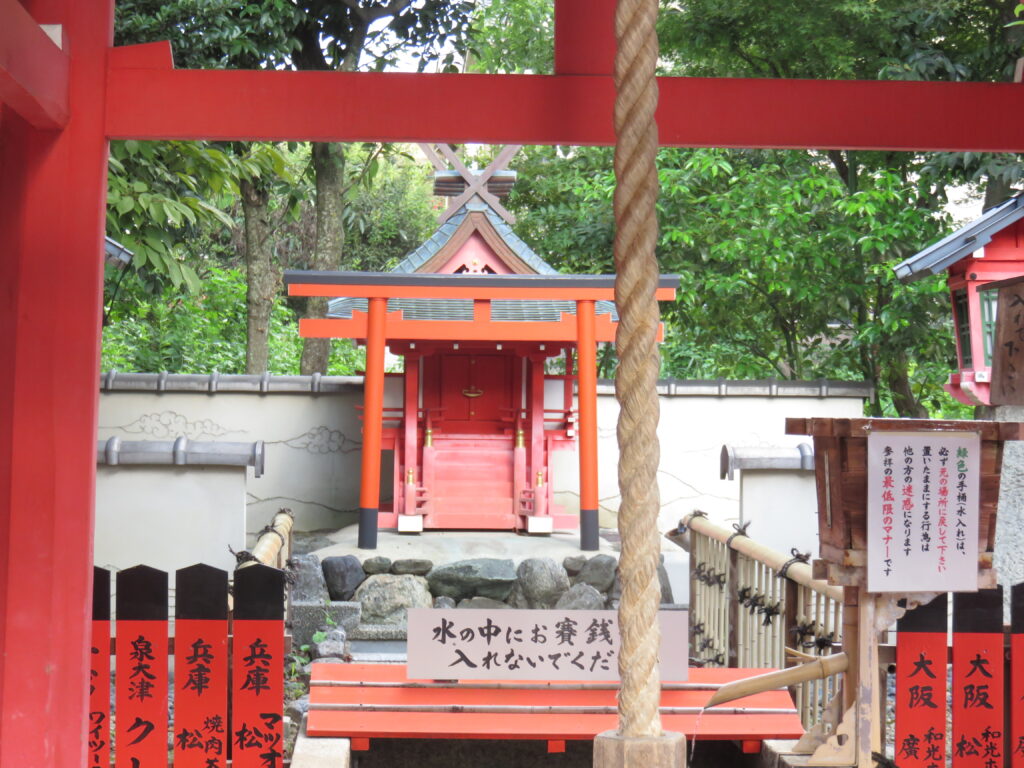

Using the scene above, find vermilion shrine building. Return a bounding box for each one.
[5,1,1024,764]
[286,156,676,548]
[896,194,1024,406]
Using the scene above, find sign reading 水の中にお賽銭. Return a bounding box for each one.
[867,431,980,593]
[407,609,688,681]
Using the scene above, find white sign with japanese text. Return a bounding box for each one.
[407,609,688,681]
[867,431,980,593]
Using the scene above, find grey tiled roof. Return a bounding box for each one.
[327,297,617,322]
[391,199,558,275]
[894,194,1024,283]
[327,198,618,322]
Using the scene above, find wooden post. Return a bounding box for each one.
[403,354,420,515]
[576,299,600,550]
[358,296,387,549]
[0,3,112,765]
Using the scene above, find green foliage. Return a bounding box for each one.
[102,267,363,375]
[341,150,438,271]
[506,144,967,416]
[467,0,553,74]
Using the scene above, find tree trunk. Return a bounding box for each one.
[883,347,929,418]
[241,178,278,374]
[300,142,348,375]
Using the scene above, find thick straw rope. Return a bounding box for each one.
[613,0,663,739]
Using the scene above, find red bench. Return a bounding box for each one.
[307,662,805,755]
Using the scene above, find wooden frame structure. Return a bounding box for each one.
[4,1,1024,764]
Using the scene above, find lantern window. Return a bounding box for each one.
[980,287,998,366]
[953,288,973,368]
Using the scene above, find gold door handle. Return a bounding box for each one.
[462,387,483,398]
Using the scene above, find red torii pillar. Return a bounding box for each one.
[0,1,112,765]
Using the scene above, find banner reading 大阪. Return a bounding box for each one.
[867,430,980,593]
[407,609,688,681]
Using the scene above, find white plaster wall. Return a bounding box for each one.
[98,390,363,533]
[94,466,244,579]
[99,386,863,540]
[737,471,819,558]
[552,393,863,534]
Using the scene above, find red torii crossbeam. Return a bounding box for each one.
[4,1,1024,766]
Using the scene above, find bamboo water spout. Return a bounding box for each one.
[704,651,848,709]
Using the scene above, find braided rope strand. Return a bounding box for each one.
[613,0,662,739]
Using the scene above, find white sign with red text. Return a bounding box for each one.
[867,431,980,592]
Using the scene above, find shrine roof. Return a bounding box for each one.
[325,296,619,322]
[894,193,1024,283]
[391,200,558,276]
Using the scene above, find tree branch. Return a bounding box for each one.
[339,0,414,24]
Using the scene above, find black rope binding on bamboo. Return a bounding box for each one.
[777,548,811,579]
[677,509,708,534]
[725,520,751,548]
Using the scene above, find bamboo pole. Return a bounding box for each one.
[239,509,294,569]
[678,512,842,602]
[704,652,849,709]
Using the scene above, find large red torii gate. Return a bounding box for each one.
[2,0,1024,765]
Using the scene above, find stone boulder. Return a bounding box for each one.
[516,557,570,608]
[457,596,512,609]
[322,555,366,601]
[289,554,328,603]
[426,558,517,601]
[355,574,432,625]
[562,555,586,577]
[575,554,617,593]
[433,595,457,609]
[312,627,347,660]
[392,558,433,576]
[555,583,606,610]
[361,556,392,575]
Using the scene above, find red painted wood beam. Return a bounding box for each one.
[0,0,69,129]
[0,1,112,764]
[554,0,614,76]
[106,65,1024,151]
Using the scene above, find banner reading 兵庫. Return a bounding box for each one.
[867,431,980,593]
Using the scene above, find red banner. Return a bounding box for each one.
[88,567,111,768]
[952,589,1004,768]
[173,564,229,768]
[232,565,285,768]
[1011,583,1023,768]
[116,566,169,768]
[116,619,169,768]
[896,593,947,767]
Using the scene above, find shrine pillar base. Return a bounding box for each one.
[593,730,686,768]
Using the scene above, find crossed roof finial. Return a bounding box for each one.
[419,144,521,225]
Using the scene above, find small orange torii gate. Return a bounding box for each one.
[4,1,1024,766]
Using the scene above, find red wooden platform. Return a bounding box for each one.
[307,662,805,753]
